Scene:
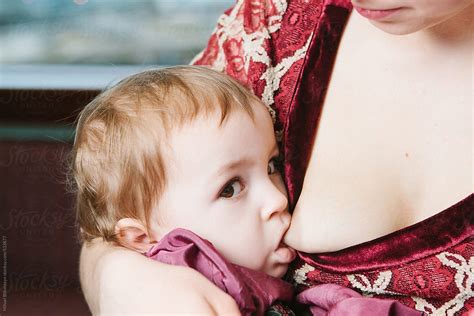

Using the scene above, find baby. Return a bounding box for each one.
[72,66,296,314]
[72,66,421,316]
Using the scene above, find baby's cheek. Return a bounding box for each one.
[228,240,266,270]
[247,244,270,271]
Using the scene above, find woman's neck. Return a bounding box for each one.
[423,5,473,50]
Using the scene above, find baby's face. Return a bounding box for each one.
[150,101,296,277]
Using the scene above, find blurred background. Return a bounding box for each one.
[0,0,232,65]
[0,1,234,315]
[1,0,234,89]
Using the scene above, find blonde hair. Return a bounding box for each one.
[72,66,257,242]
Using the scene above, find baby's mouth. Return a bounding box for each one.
[274,242,297,264]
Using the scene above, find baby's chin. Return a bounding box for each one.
[264,245,296,278]
[264,263,289,278]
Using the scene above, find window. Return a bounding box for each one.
[0,0,234,66]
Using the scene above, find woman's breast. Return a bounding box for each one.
[284,92,471,253]
[283,92,414,253]
[283,11,471,254]
[283,46,471,254]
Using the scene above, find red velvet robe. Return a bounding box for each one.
[192,0,473,314]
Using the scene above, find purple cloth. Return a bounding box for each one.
[145,228,423,316]
[145,228,293,315]
[297,284,424,316]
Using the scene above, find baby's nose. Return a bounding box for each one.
[261,184,288,221]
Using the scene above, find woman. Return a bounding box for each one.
[80,0,472,314]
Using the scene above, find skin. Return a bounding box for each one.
[79,240,240,315]
[350,0,473,35]
[80,0,473,313]
[285,0,473,252]
[116,102,296,278]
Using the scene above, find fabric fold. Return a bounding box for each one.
[145,228,293,315]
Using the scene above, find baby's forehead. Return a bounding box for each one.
[165,101,276,164]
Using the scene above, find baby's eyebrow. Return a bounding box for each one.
[214,157,254,178]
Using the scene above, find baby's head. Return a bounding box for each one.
[72,66,295,277]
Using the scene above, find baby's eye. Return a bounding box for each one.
[268,158,281,175]
[219,178,244,198]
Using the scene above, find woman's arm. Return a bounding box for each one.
[80,239,240,315]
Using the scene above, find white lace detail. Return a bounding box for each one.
[411,252,474,316]
[242,0,288,70]
[347,271,399,296]
[293,263,315,286]
[259,31,312,119]
[190,0,246,70]
[240,0,288,123]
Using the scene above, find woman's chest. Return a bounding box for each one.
[306,61,470,213]
[290,29,471,252]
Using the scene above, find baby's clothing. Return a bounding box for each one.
[145,228,293,315]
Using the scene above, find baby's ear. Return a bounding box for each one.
[115,218,155,253]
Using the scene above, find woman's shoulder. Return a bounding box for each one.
[191,0,350,86]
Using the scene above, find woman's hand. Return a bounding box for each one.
[80,239,240,315]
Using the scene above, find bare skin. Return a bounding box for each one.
[285,5,473,252]
[80,240,240,315]
[80,3,473,314]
